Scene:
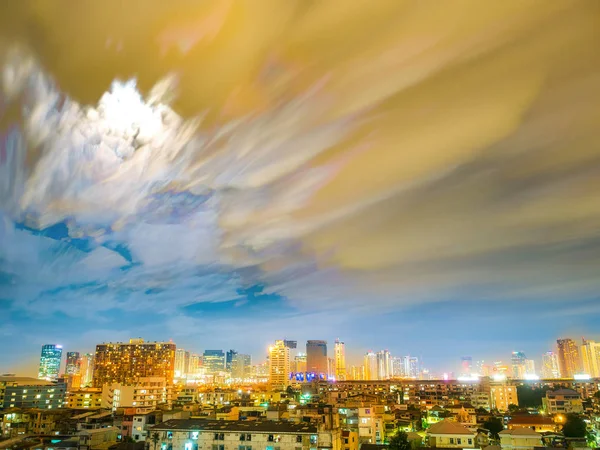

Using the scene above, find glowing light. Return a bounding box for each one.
[492,374,507,381]
[523,374,539,380]
[573,374,590,380]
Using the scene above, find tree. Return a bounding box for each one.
[151,432,161,450]
[389,430,412,450]
[562,414,587,438]
[507,404,520,413]
[483,418,504,440]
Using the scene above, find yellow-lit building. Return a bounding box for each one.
[268,340,290,390]
[581,339,600,378]
[334,339,346,381]
[92,338,176,387]
[489,382,518,412]
[542,388,583,414]
[66,388,103,409]
[556,338,581,378]
[102,377,172,410]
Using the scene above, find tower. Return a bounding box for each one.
[269,340,290,390]
[334,339,346,381]
[306,340,328,379]
[556,338,582,378]
[38,344,63,381]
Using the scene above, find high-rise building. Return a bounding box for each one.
[203,350,226,373]
[525,359,536,376]
[334,339,346,381]
[391,356,404,378]
[293,353,307,374]
[65,352,81,375]
[38,344,63,381]
[580,339,600,378]
[351,365,364,380]
[269,340,290,390]
[403,356,420,378]
[80,353,95,387]
[92,338,176,387]
[461,356,473,375]
[225,350,238,372]
[541,351,560,378]
[377,350,391,380]
[189,354,202,376]
[364,351,377,380]
[174,349,190,378]
[231,354,251,379]
[511,351,527,378]
[556,338,582,378]
[306,340,327,378]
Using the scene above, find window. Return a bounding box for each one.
[213,445,218,450]
[468,439,473,445]
[450,438,454,444]
[310,435,318,445]
[456,438,462,445]
[219,446,224,450]
[268,435,275,442]
[215,434,220,440]
[219,434,225,441]
[240,434,246,441]
[191,432,199,440]
[167,431,173,440]
[297,436,303,443]
[246,434,252,441]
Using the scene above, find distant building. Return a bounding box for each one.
[39,344,63,381]
[79,353,94,387]
[461,356,473,375]
[306,340,328,379]
[231,354,251,379]
[376,350,391,380]
[0,376,66,409]
[541,352,560,379]
[269,340,290,390]
[102,376,172,410]
[66,351,81,375]
[556,338,582,378]
[334,339,346,381]
[294,353,307,375]
[225,350,238,372]
[93,338,176,387]
[511,352,527,379]
[364,352,377,380]
[580,339,600,378]
[542,388,583,414]
[203,350,226,374]
[174,349,190,378]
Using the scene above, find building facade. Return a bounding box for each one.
[541,352,560,379]
[38,344,63,381]
[580,339,600,378]
[269,340,290,390]
[80,353,95,388]
[66,351,81,375]
[556,338,582,378]
[203,350,226,374]
[175,349,191,379]
[334,340,346,381]
[0,376,66,409]
[93,338,176,387]
[542,388,583,414]
[306,341,328,379]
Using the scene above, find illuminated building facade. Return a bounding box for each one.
[174,349,190,378]
[364,351,377,380]
[490,382,519,412]
[225,350,237,372]
[556,338,582,378]
[65,351,81,375]
[102,376,172,409]
[580,339,600,378]
[0,376,66,409]
[65,388,103,409]
[203,350,225,373]
[541,352,560,379]
[92,338,176,388]
[403,356,420,378]
[294,353,307,374]
[461,356,473,375]
[334,339,346,381]
[376,350,391,380]
[269,340,290,390]
[79,353,94,387]
[306,340,328,379]
[231,353,251,379]
[38,344,63,381]
[511,352,527,378]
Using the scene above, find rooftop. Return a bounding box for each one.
[151,419,318,434]
[0,376,57,386]
[427,419,474,435]
[500,428,541,436]
[508,416,555,425]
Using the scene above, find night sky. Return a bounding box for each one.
[1,1,600,376]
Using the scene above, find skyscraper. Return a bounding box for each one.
[269,340,290,390]
[226,350,238,372]
[580,339,600,378]
[306,340,327,378]
[38,344,63,381]
[391,356,404,378]
[403,356,419,378]
[511,351,527,378]
[92,338,176,387]
[461,356,473,375]
[293,353,307,374]
[203,350,226,373]
[174,348,190,378]
[541,351,560,378]
[79,353,95,387]
[231,353,251,379]
[65,351,81,375]
[556,338,582,378]
[189,354,202,376]
[364,351,377,380]
[334,339,346,381]
[377,350,391,380]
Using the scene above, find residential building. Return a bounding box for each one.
[147,419,339,450]
[489,382,518,412]
[203,350,226,374]
[38,344,63,381]
[580,339,600,378]
[542,388,583,414]
[66,352,81,375]
[0,376,66,409]
[376,350,391,380]
[556,338,582,378]
[78,426,119,450]
[102,377,172,410]
[93,338,176,387]
[342,430,359,450]
[175,349,191,379]
[189,354,202,376]
[334,339,346,381]
[402,356,419,379]
[306,340,328,379]
[499,428,542,450]
[541,352,560,379]
[65,388,103,409]
[507,416,557,432]
[427,419,477,448]
[391,357,403,378]
[269,340,290,390]
[511,352,527,379]
[294,353,307,375]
